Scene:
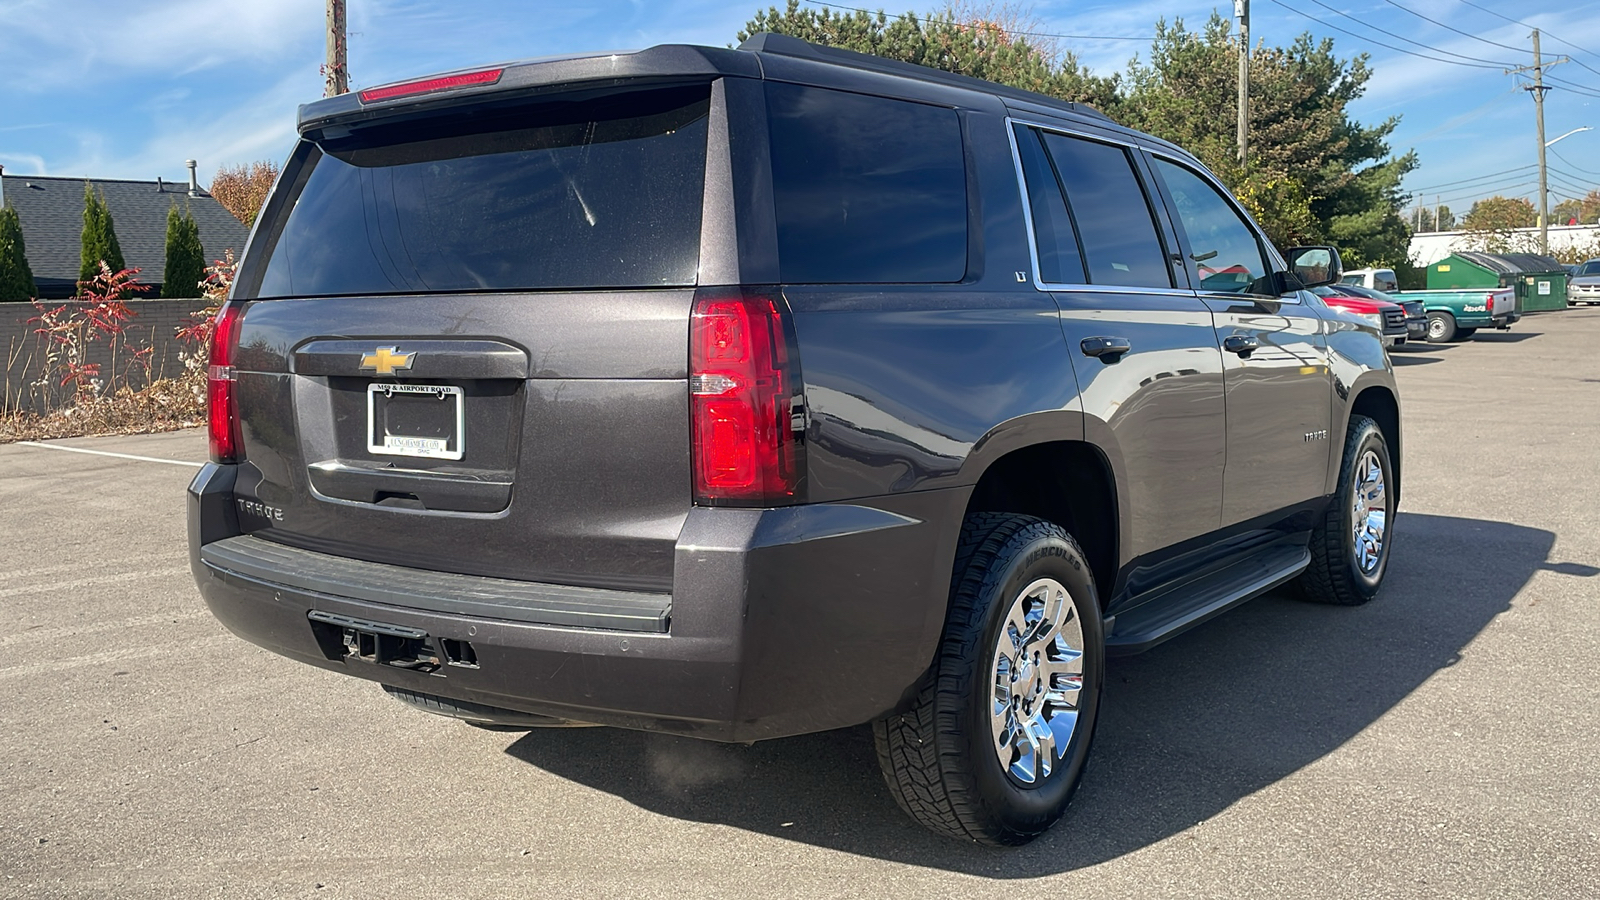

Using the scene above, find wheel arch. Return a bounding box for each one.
[1346,383,1402,505]
[958,435,1122,610]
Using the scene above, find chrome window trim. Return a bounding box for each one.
[1005,115,1301,304]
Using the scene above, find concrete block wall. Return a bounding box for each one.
[1,298,213,414]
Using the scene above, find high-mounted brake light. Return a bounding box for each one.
[357,68,504,104]
[690,291,799,504]
[208,302,245,463]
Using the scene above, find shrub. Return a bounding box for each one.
[0,204,36,302]
[161,204,206,298]
[78,183,126,285]
[211,161,280,227]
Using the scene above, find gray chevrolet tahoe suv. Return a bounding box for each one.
[189,34,1400,845]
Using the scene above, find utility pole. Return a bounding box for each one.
[1505,29,1567,255]
[1436,195,1441,233]
[1236,0,1250,163]
[324,0,349,97]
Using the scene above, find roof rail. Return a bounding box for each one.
[737,32,1112,122]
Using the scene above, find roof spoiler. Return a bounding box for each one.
[738,32,1114,123]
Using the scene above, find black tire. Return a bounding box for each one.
[1425,311,1456,343]
[1298,415,1394,606]
[1452,327,1477,341]
[872,513,1104,845]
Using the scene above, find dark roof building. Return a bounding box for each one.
[0,164,251,298]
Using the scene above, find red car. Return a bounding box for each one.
[1313,286,1410,348]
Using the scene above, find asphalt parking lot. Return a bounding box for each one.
[3,309,1599,899]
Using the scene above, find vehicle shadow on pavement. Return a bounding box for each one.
[1469,331,1541,343]
[504,512,1578,875]
[1389,355,1444,366]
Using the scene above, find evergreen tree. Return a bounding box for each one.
[0,204,36,302]
[79,182,126,284]
[738,4,1420,268]
[161,204,206,298]
[1121,15,1417,265]
[739,1,1120,110]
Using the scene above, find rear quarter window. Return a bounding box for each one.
[765,83,967,284]
[254,85,711,298]
[1037,132,1171,289]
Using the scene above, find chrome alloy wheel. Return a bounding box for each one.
[1427,316,1447,340]
[989,577,1085,785]
[1351,449,1388,575]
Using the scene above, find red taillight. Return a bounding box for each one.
[690,291,798,504]
[208,302,244,463]
[357,68,504,103]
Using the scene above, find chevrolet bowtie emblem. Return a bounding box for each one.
[360,347,415,376]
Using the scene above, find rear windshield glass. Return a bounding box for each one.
[766,83,967,284]
[256,85,710,298]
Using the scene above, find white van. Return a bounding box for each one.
[1341,267,1399,293]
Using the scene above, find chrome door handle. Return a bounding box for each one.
[1223,334,1259,356]
[1080,336,1132,361]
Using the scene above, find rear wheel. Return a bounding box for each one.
[873,513,1104,845]
[1425,311,1456,343]
[1299,415,1393,605]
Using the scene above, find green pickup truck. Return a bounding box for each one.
[1397,287,1519,342]
[1341,267,1521,342]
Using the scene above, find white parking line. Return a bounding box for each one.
[15,440,204,468]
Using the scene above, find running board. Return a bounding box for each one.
[1104,544,1311,656]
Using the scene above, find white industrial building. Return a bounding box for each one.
[1409,224,1600,266]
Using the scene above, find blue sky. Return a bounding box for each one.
[2,0,1599,216]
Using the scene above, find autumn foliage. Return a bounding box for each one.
[210,161,280,227]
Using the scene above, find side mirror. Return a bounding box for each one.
[1284,245,1343,290]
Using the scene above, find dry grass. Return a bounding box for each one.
[0,377,204,443]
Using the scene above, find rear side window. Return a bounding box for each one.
[766,83,967,283]
[1038,133,1171,289]
[1013,125,1086,285]
[255,85,710,298]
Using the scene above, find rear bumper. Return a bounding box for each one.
[188,463,962,742]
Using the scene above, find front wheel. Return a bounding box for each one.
[873,513,1104,845]
[1425,311,1457,343]
[1298,415,1394,605]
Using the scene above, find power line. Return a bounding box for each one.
[1276,0,1600,94]
[1552,147,1600,178]
[800,1,1149,41]
[1263,0,1505,70]
[1407,163,1537,193]
[1542,74,1600,99]
[1381,0,1529,57]
[1430,179,1540,205]
[1296,0,1521,68]
[1546,168,1595,193]
[1447,0,1600,80]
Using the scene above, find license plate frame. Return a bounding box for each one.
[367,383,464,460]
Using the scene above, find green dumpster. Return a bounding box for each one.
[1427,252,1568,312]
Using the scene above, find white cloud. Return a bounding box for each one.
[0,0,322,90]
[42,64,316,181]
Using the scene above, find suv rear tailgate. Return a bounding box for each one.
[229,290,692,592]
[220,81,716,594]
